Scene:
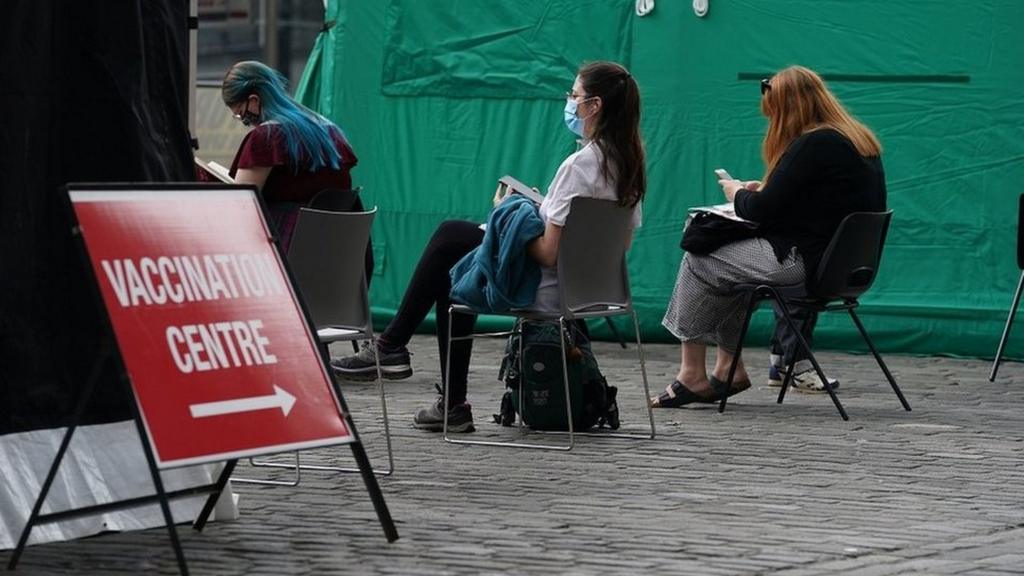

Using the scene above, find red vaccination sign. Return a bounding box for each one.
[70,187,353,468]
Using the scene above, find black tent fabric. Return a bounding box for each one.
[0,0,193,434]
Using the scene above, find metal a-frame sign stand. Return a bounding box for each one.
[6,184,398,575]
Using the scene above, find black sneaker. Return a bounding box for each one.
[330,340,412,381]
[413,394,475,433]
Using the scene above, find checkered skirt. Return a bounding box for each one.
[662,238,805,352]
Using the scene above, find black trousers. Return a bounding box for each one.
[380,220,484,405]
[770,302,817,366]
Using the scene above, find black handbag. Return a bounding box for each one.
[680,210,760,255]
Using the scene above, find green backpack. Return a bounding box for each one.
[496,321,619,431]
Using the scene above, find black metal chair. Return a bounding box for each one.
[717,211,911,420]
[989,194,1024,381]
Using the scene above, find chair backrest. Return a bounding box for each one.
[556,197,634,314]
[309,188,363,212]
[307,186,375,286]
[809,211,892,302]
[1017,193,1024,270]
[287,207,376,331]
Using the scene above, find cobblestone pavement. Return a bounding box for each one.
[5,334,1024,575]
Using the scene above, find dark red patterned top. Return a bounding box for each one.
[229,122,358,251]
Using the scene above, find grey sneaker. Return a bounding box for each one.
[413,395,475,433]
[330,340,412,381]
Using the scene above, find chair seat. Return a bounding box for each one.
[317,326,363,342]
[734,281,806,297]
[735,282,845,309]
[450,302,629,321]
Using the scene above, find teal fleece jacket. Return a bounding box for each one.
[449,195,545,313]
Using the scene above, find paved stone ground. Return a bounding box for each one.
[5,334,1024,575]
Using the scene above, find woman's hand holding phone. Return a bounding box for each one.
[493,183,508,207]
[715,168,744,201]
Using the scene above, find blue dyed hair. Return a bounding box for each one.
[222,61,342,171]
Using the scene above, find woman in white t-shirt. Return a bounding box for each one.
[331,61,646,433]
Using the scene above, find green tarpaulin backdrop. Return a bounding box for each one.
[296,0,1024,358]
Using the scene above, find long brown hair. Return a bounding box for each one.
[760,66,881,184]
[578,61,646,207]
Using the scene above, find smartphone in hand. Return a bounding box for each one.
[714,168,735,181]
[498,175,544,205]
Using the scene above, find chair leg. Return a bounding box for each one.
[308,334,395,476]
[631,310,656,439]
[441,311,651,449]
[442,312,572,450]
[990,270,1024,381]
[848,309,911,412]
[770,294,848,420]
[234,451,302,486]
[604,317,628,349]
[442,308,455,440]
[535,312,655,441]
[774,299,805,405]
[787,325,847,421]
[241,335,394,480]
[777,362,795,404]
[718,291,760,414]
[366,327,394,475]
[556,318,576,450]
[516,319,526,428]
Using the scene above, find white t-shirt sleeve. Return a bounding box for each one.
[540,155,590,227]
[539,142,643,230]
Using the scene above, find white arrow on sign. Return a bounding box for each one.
[189,385,297,419]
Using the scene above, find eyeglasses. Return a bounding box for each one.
[760,78,772,95]
[565,90,588,101]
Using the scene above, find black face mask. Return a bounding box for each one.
[234,101,261,126]
[239,110,261,126]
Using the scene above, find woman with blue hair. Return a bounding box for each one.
[222,60,358,251]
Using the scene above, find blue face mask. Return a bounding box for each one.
[563,98,585,137]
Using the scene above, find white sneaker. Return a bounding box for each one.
[789,370,840,393]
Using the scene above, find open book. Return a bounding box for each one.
[688,202,753,224]
[496,175,544,205]
[194,157,234,184]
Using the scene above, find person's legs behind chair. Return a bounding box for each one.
[768,303,839,392]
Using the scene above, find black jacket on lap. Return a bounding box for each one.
[734,128,887,279]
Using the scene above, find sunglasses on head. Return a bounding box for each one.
[760,78,772,95]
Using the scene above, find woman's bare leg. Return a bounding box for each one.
[712,348,750,384]
[675,342,714,396]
